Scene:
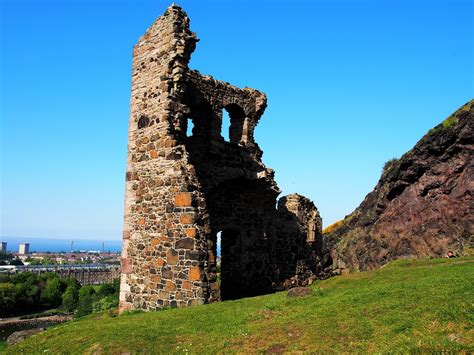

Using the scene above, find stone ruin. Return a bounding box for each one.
[119,4,330,312]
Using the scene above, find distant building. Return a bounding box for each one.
[19,243,30,255]
[1,242,6,253]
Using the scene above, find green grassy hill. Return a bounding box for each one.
[6,257,474,353]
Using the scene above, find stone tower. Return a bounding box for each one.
[120,4,327,312]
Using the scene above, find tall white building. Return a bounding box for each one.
[1,242,6,253]
[18,243,30,255]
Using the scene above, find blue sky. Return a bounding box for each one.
[1,0,472,241]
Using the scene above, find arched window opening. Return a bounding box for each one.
[221,110,231,141]
[186,103,214,139]
[224,104,246,144]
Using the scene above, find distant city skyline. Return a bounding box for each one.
[18,242,30,255]
[0,236,122,253]
[1,0,473,240]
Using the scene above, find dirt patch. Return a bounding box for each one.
[257,310,275,320]
[266,344,286,353]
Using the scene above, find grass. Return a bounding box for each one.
[5,257,474,354]
[442,114,459,128]
[426,99,470,136]
[322,219,344,234]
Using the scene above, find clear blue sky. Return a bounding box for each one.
[1,0,472,241]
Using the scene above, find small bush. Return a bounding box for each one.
[382,158,398,174]
[92,295,119,313]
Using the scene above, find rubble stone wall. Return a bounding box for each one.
[276,194,331,288]
[120,4,326,312]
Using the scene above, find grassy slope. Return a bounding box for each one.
[7,257,474,354]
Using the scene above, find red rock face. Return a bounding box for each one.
[327,100,474,272]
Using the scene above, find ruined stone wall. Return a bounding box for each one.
[276,194,330,288]
[120,6,209,311]
[120,4,326,312]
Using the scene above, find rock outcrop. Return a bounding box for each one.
[7,328,45,346]
[327,100,474,273]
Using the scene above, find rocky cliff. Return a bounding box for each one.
[327,100,474,273]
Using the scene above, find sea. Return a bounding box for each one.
[0,236,122,253]
[1,235,222,255]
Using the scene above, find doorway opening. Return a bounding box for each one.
[216,231,222,291]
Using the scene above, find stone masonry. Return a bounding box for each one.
[120,4,327,312]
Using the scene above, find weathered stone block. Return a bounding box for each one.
[175,238,194,250]
[185,228,197,238]
[121,258,133,274]
[159,290,170,299]
[154,258,166,267]
[161,268,173,280]
[166,281,177,291]
[179,213,195,224]
[182,280,193,290]
[166,249,179,265]
[175,192,192,207]
[189,267,201,281]
[185,250,202,261]
[150,275,161,283]
[150,150,158,159]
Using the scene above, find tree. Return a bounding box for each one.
[10,258,24,266]
[12,272,41,310]
[0,283,17,317]
[61,277,80,312]
[97,283,115,298]
[64,277,81,289]
[76,286,97,317]
[41,277,66,307]
[0,252,14,262]
[62,286,79,312]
